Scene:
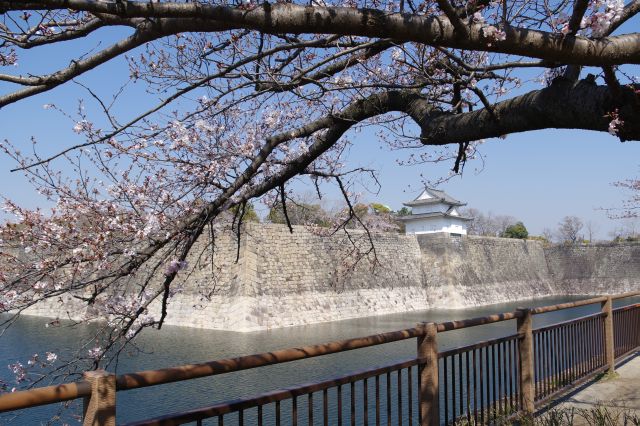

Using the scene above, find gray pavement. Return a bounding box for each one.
[553,353,640,424]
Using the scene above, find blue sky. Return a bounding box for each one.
[1,26,639,240]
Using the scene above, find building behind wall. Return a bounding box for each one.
[400,187,473,235]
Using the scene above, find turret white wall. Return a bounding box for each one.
[405,217,468,235]
[411,202,451,214]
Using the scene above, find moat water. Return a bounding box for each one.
[2,295,638,424]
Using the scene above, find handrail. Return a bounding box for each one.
[115,327,422,391]
[612,291,640,300]
[0,291,638,414]
[532,311,608,334]
[122,357,422,426]
[437,333,519,358]
[436,311,522,332]
[0,380,90,412]
[530,296,609,314]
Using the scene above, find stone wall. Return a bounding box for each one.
[544,242,640,295]
[19,225,640,331]
[418,234,555,308]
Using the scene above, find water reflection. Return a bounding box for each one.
[1,295,637,424]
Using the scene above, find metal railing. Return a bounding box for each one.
[0,292,638,425]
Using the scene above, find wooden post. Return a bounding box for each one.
[417,322,439,426]
[517,308,535,418]
[602,296,615,374]
[83,370,116,426]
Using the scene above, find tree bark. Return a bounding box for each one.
[419,78,640,144]
[3,1,640,65]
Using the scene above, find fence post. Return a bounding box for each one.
[517,308,535,419]
[417,322,439,426]
[602,296,615,374]
[83,370,116,426]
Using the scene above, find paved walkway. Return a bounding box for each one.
[553,352,640,424]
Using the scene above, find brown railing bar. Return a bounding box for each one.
[505,340,511,414]
[569,322,575,383]
[479,347,485,425]
[577,321,583,379]
[350,381,355,426]
[498,340,503,416]
[450,356,456,424]
[552,327,558,393]
[438,334,518,358]
[540,329,546,398]
[548,329,553,397]
[292,397,298,426]
[123,358,419,426]
[363,378,368,426]
[491,344,496,423]
[576,320,582,379]
[534,311,606,335]
[375,375,380,426]
[592,317,598,372]
[580,320,587,378]
[552,329,557,396]
[442,357,448,425]
[530,296,609,314]
[568,322,575,384]
[612,302,640,314]
[437,311,522,333]
[463,351,469,423]
[338,384,343,426]
[2,293,639,424]
[509,339,515,412]
[472,349,478,424]
[589,321,598,371]
[397,370,402,426]
[116,328,423,391]
[611,291,640,300]
[561,326,567,387]
[516,335,521,411]
[323,388,328,426]
[458,352,463,420]
[533,332,537,400]
[565,324,571,387]
[589,318,595,373]
[385,372,390,426]
[407,366,412,426]
[0,380,91,413]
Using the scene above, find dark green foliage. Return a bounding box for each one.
[396,207,412,216]
[231,202,260,223]
[502,221,529,239]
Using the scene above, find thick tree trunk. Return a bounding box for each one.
[419,78,640,144]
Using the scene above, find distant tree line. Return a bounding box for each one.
[242,199,639,244]
[461,208,639,245]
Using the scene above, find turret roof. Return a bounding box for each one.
[403,187,466,207]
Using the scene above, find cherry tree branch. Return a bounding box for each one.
[419,78,640,144]
[3,1,640,65]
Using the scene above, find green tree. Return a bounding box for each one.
[502,222,529,239]
[370,203,391,214]
[231,202,260,223]
[267,202,329,226]
[396,207,412,216]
